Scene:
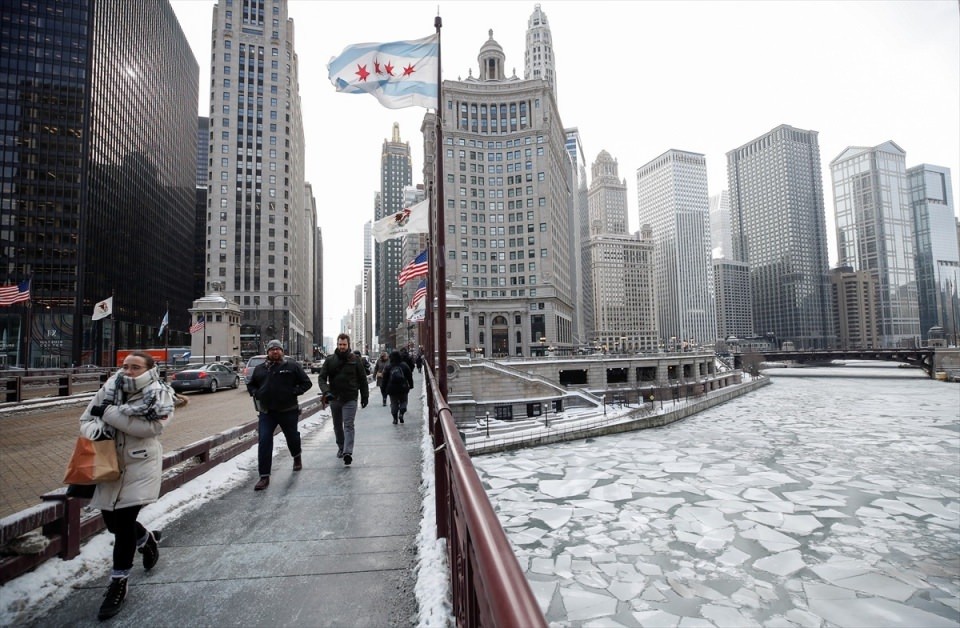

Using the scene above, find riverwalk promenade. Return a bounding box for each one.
[2,389,428,627]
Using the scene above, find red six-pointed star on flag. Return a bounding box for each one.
[355,64,370,82]
[374,59,382,75]
[384,62,394,76]
[403,64,416,76]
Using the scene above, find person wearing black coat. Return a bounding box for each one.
[383,350,414,424]
[246,339,312,490]
[318,333,369,465]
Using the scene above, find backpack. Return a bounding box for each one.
[387,365,408,394]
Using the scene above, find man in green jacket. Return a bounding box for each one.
[318,333,369,466]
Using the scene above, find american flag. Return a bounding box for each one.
[397,249,428,286]
[0,279,31,307]
[189,315,205,334]
[407,279,426,309]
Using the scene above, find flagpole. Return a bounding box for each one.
[163,300,169,364]
[433,14,448,397]
[110,289,116,367]
[21,281,33,371]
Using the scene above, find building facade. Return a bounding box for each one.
[426,29,574,357]
[523,4,557,101]
[588,150,628,236]
[830,141,920,348]
[907,164,959,344]
[362,219,373,353]
[376,123,413,349]
[0,0,197,367]
[205,0,310,359]
[727,124,834,350]
[709,190,733,260]
[637,150,717,351]
[830,266,879,349]
[564,128,589,347]
[586,230,659,353]
[713,259,753,341]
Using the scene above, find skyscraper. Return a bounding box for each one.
[709,190,732,260]
[727,124,834,350]
[831,141,920,348]
[637,150,716,350]
[907,164,959,343]
[363,219,373,353]
[524,4,557,101]
[586,151,657,351]
[713,260,753,341]
[205,0,310,358]
[425,29,574,357]
[0,0,198,367]
[376,123,413,349]
[588,150,628,235]
[830,266,879,349]
[564,128,589,347]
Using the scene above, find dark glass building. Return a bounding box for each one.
[376,123,412,349]
[0,0,198,367]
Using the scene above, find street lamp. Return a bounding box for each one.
[539,336,546,357]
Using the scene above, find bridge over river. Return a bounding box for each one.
[734,347,960,379]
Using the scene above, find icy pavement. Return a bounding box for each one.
[474,367,960,627]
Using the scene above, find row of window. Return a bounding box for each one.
[446,135,546,149]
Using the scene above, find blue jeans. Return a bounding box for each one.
[258,409,301,477]
[330,398,357,455]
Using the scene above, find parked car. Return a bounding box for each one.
[242,355,267,382]
[169,363,240,393]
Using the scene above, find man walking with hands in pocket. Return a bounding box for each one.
[247,339,312,490]
[318,333,369,466]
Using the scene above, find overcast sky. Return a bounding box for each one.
[170,1,960,338]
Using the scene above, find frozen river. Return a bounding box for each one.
[473,363,960,627]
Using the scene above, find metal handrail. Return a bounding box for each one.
[425,366,546,627]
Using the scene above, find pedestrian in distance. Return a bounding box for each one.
[415,349,423,374]
[384,349,414,424]
[246,339,313,491]
[400,346,415,372]
[372,351,390,406]
[318,333,369,465]
[79,351,188,620]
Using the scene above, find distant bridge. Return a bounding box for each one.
[734,348,936,377]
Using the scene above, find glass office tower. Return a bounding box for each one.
[908,164,958,344]
[727,125,833,350]
[831,141,920,348]
[0,0,198,367]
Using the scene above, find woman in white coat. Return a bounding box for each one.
[79,350,185,620]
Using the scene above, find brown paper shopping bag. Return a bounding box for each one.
[63,437,120,485]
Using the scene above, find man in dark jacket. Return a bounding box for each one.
[318,333,369,466]
[247,339,312,491]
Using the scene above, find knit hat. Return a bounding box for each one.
[266,340,283,350]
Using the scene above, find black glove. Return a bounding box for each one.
[89,404,107,417]
[361,399,368,409]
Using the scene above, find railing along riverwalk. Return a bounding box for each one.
[424,366,546,628]
[0,396,322,585]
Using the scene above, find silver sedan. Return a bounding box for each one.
[169,363,240,394]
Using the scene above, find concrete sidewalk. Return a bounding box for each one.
[29,385,425,627]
